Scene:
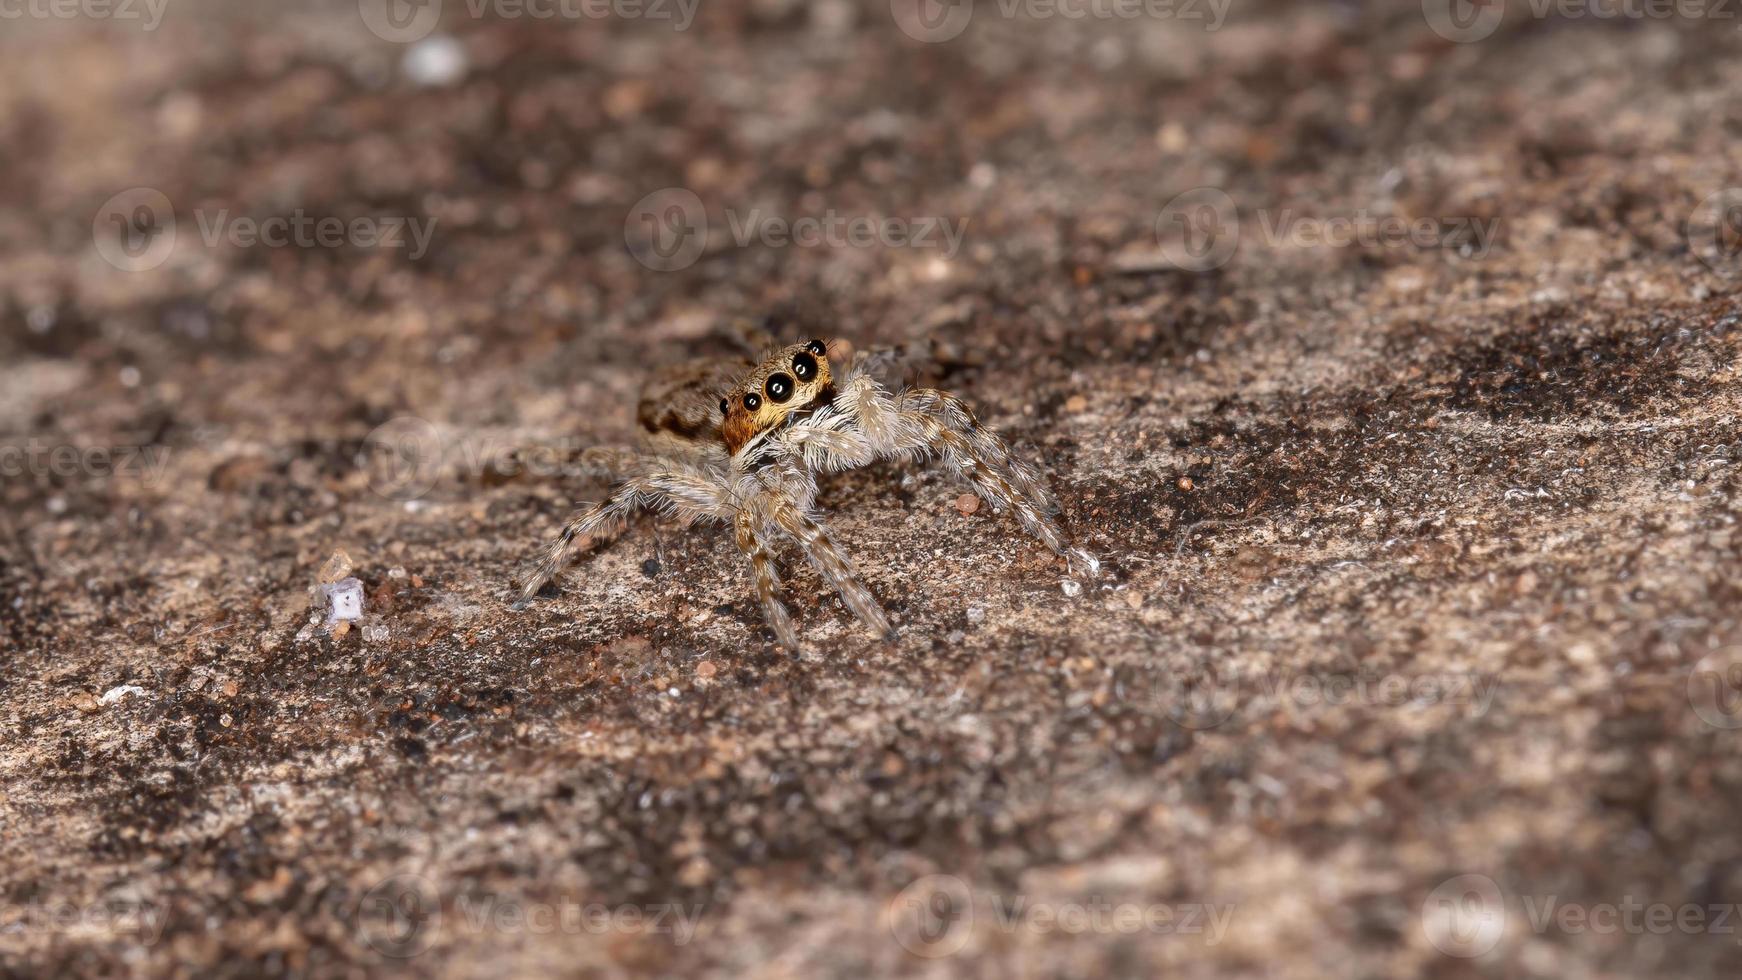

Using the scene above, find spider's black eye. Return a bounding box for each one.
[743,392,761,411]
[765,373,794,403]
[719,398,729,415]
[805,339,828,356]
[791,352,817,382]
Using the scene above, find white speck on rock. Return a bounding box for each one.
[99,685,146,705]
[362,621,390,644]
[403,36,468,88]
[1061,579,1083,598]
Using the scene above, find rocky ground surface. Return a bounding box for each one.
[4,1,1742,977]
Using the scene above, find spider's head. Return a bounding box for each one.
[720,338,833,455]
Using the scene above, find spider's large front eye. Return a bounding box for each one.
[791,352,817,382]
[765,373,794,403]
[743,392,761,411]
[719,398,729,416]
[805,339,828,356]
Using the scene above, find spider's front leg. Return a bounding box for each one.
[750,469,894,642]
[514,464,732,608]
[837,378,1099,578]
[734,510,798,650]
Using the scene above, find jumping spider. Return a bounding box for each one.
[515,338,1098,649]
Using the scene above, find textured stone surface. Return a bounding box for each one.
[4,3,1742,977]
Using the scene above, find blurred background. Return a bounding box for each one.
[4,0,1742,977]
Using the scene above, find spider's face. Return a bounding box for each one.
[720,339,833,454]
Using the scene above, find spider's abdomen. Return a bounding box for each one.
[636,359,746,447]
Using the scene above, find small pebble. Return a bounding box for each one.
[642,558,662,578]
[1064,395,1088,413]
[1177,477,1194,491]
[362,622,390,644]
[1061,579,1083,598]
[696,661,717,679]
[318,550,354,584]
[966,605,986,624]
[71,691,99,714]
[954,494,980,516]
[388,566,408,580]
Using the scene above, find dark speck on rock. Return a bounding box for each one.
[642,558,662,578]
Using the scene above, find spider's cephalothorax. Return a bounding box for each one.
[515,337,1098,649]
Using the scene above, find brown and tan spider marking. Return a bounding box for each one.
[515,339,1098,649]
